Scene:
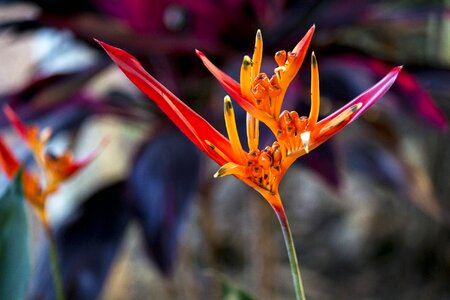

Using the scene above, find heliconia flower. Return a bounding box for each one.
[0,105,106,227]
[97,26,401,210]
[98,26,401,299]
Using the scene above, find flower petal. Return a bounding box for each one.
[97,40,234,166]
[3,105,30,141]
[52,138,109,180]
[311,66,402,148]
[196,50,278,129]
[0,136,20,179]
[281,25,315,89]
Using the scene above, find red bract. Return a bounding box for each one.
[95,39,234,167]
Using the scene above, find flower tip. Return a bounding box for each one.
[3,105,28,139]
[224,95,233,113]
[195,49,204,57]
[242,55,252,67]
[292,24,316,55]
[311,51,317,64]
[94,38,108,49]
[390,65,403,78]
[307,24,316,35]
[3,104,13,117]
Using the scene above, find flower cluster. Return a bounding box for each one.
[0,106,105,228]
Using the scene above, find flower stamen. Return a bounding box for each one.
[309,52,320,127]
[223,96,246,163]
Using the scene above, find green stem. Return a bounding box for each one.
[274,204,306,300]
[46,230,66,300]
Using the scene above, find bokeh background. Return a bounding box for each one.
[0,0,449,299]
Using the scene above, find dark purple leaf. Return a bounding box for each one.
[299,141,341,188]
[28,181,130,300]
[343,140,408,192]
[126,129,200,275]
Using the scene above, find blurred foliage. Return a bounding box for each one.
[0,171,29,300]
[220,276,254,300]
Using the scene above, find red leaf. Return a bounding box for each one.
[3,105,29,141]
[0,136,20,179]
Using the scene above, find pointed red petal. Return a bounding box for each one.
[3,105,29,141]
[61,138,109,178]
[0,135,20,179]
[283,25,316,86]
[312,66,402,147]
[292,25,316,54]
[196,50,277,128]
[96,40,233,165]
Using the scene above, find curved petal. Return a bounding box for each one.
[0,136,20,179]
[58,138,109,180]
[96,40,234,166]
[311,66,402,147]
[281,25,315,88]
[3,105,30,141]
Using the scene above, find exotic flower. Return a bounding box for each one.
[97,25,401,209]
[0,106,105,228]
[97,25,400,300]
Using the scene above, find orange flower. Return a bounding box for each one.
[97,26,401,210]
[0,106,105,228]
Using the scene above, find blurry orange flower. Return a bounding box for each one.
[0,106,105,228]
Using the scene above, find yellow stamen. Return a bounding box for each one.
[223,96,246,162]
[251,29,263,81]
[245,30,262,151]
[309,52,320,127]
[214,162,246,178]
[246,113,259,151]
[240,56,252,99]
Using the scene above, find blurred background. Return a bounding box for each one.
[0,0,449,299]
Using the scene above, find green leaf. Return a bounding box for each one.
[0,171,30,300]
[221,276,254,300]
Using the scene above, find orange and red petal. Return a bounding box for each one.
[56,138,109,180]
[282,25,315,86]
[196,50,278,128]
[312,66,402,147]
[0,135,20,179]
[97,40,234,166]
[3,105,30,141]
